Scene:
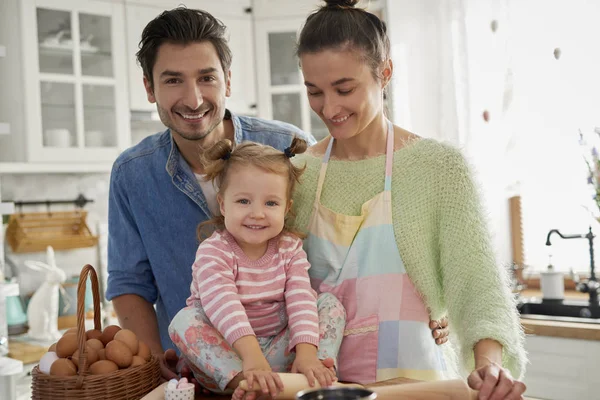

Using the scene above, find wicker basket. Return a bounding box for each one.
[6,211,98,253]
[31,265,161,399]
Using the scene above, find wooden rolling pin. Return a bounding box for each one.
[372,379,478,400]
[239,373,363,398]
[239,373,478,400]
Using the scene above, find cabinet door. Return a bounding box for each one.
[124,3,163,112]
[221,13,256,116]
[254,18,328,140]
[22,0,129,163]
[524,335,600,399]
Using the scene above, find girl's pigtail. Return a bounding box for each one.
[284,137,308,158]
[202,139,234,182]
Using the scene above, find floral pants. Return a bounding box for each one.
[168,293,346,393]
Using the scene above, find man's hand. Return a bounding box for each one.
[157,348,179,381]
[429,317,449,345]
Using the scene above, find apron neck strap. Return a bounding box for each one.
[316,120,395,199]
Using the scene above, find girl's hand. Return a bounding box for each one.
[291,354,337,388]
[467,362,526,400]
[238,358,284,399]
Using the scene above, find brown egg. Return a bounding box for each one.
[105,340,133,368]
[87,338,104,351]
[71,345,98,369]
[64,328,78,335]
[130,355,146,367]
[114,329,139,355]
[86,329,102,341]
[89,360,119,375]
[99,325,121,345]
[97,349,106,360]
[48,342,57,352]
[55,334,79,358]
[136,341,151,362]
[50,358,77,376]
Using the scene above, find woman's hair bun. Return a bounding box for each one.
[324,0,359,8]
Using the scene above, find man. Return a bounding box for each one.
[106,7,448,383]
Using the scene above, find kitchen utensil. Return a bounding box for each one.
[240,373,477,400]
[5,294,27,335]
[296,387,377,400]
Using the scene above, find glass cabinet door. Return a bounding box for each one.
[34,3,119,152]
[37,8,74,75]
[40,81,76,147]
[83,84,116,147]
[79,13,113,77]
[268,32,299,86]
[260,26,330,141]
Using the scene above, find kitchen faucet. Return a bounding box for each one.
[546,226,600,304]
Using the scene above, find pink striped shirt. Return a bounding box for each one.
[187,230,319,350]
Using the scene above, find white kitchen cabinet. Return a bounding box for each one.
[524,335,600,399]
[124,1,256,116]
[0,0,130,164]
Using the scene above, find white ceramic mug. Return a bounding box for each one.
[540,271,564,300]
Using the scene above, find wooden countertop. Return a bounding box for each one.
[519,289,600,341]
[144,377,543,400]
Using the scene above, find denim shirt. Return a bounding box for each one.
[106,110,315,351]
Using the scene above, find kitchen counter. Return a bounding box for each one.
[519,289,600,341]
[143,377,543,400]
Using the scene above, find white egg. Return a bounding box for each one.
[39,351,59,374]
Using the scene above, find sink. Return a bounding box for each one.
[517,298,600,324]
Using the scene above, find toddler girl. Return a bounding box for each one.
[169,138,346,400]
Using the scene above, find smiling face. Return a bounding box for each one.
[301,49,388,141]
[144,41,231,142]
[217,165,291,258]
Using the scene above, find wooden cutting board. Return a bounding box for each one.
[7,340,49,365]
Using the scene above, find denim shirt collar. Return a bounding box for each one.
[164,109,242,218]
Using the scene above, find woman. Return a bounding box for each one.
[291,1,527,399]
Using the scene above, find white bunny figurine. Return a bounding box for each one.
[24,246,67,341]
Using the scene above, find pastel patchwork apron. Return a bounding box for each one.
[304,120,446,384]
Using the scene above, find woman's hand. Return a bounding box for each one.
[429,317,449,345]
[467,362,526,400]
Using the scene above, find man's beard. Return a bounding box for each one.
[157,104,223,141]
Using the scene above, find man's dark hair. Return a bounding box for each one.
[136,7,233,89]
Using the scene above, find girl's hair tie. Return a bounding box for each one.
[284,147,295,158]
[221,151,232,160]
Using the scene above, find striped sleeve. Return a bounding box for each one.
[193,234,255,345]
[282,235,319,351]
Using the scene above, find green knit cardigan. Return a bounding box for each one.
[291,138,526,379]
